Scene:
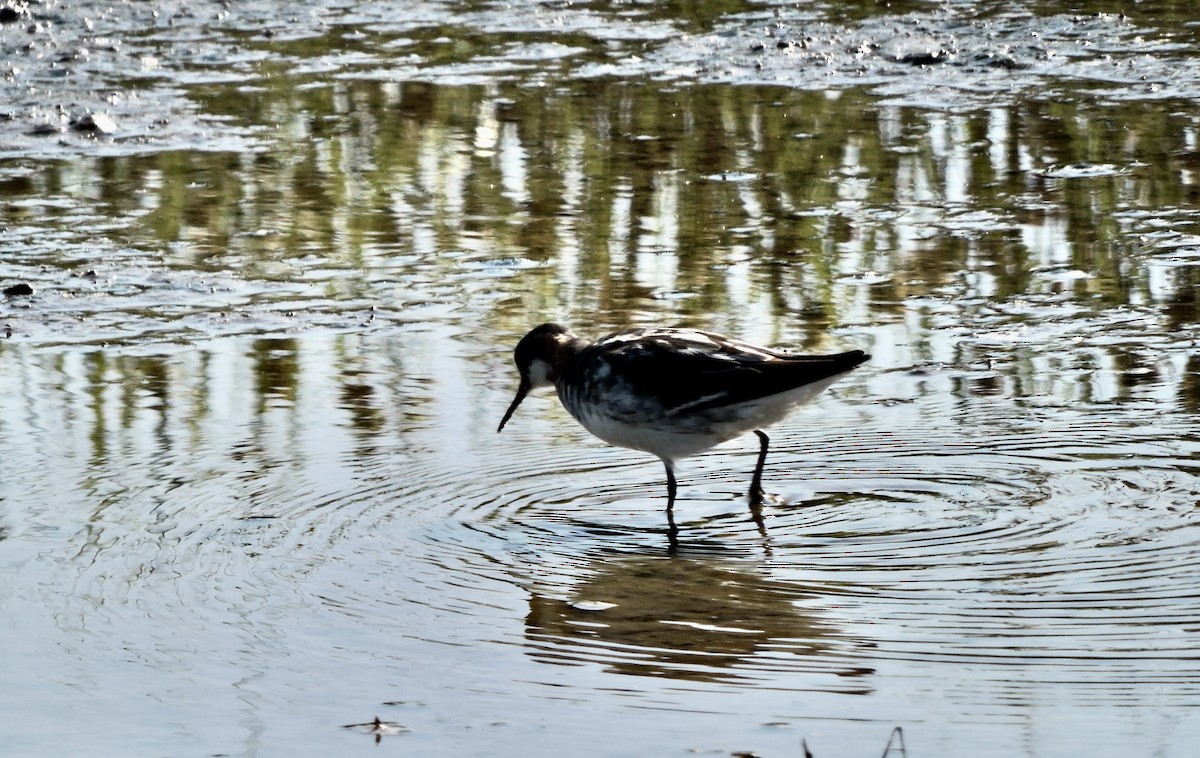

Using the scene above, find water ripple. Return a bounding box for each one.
[6,335,1200,734]
[406,399,1200,702]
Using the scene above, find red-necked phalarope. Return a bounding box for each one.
[497,323,870,533]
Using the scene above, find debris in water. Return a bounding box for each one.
[70,112,117,134]
[342,716,409,744]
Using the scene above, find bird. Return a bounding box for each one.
[497,323,870,535]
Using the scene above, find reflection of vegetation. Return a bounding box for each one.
[1181,355,1200,414]
[251,338,299,411]
[3,36,1199,412]
[1027,0,1200,31]
[0,335,429,504]
[39,76,1183,344]
[525,555,869,687]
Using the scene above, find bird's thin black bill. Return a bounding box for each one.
[497,381,529,432]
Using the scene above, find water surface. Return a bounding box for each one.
[2,1,1200,756]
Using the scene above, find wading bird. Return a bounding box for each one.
[498,323,869,537]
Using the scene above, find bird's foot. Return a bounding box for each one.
[748,487,783,507]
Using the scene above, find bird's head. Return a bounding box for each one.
[497,323,577,432]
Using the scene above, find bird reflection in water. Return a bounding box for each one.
[525,554,875,689]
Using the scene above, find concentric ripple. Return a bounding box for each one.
[414,390,1200,706]
[5,330,1200,755]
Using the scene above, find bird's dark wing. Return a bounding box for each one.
[575,328,869,415]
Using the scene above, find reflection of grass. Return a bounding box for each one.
[96,76,1200,335]
[6,19,1200,403]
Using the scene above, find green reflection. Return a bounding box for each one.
[88,81,1181,325]
[1,5,1198,403]
[251,338,299,410]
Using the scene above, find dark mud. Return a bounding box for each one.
[6,2,1199,157]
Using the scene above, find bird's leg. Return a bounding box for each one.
[749,500,767,533]
[748,430,770,505]
[666,463,678,510]
[664,461,679,548]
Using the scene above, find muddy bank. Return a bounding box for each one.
[6,1,1200,159]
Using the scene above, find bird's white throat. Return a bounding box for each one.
[527,357,555,388]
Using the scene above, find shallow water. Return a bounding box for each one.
[2,1,1200,756]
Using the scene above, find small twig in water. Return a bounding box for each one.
[802,726,906,757]
[881,726,907,757]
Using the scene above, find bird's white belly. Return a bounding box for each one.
[568,372,846,464]
[574,408,717,462]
